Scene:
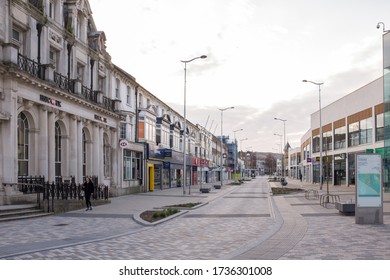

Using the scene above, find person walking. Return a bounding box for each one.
[83,177,94,211]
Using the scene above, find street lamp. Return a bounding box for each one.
[303,79,324,190]
[239,138,248,178]
[181,55,207,195]
[219,106,234,187]
[274,118,287,178]
[274,133,283,176]
[233,129,243,183]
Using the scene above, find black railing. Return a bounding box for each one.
[17,176,109,212]
[102,96,115,111]
[54,72,75,92]
[18,53,46,80]
[81,86,98,103]
[29,0,44,12]
[17,55,117,113]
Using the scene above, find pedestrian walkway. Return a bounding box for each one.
[1,177,390,260]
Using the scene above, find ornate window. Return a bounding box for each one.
[17,113,29,176]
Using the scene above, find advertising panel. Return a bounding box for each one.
[356,154,382,207]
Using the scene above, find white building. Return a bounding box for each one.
[300,77,384,186]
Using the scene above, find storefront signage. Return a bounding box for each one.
[119,139,129,149]
[163,149,172,158]
[94,114,107,123]
[40,95,61,107]
[356,154,382,207]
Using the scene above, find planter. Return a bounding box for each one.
[200,188,210,193]
[214,185,221,189]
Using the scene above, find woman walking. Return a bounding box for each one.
[83,177,94,211]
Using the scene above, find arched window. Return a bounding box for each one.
[55,122,62,178]
[17,112,29,176]
[103,134,111,177]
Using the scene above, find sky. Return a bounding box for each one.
[89,0,390,153]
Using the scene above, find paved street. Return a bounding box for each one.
[0,177,390,260]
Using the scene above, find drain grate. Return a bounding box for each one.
[53,223,69,226]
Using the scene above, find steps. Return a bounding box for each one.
[0,204,53,222]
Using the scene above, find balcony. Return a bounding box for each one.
[18,53,46,80]
[54,72,75,92]
[16,53,118,113]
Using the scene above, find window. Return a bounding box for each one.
[12,27,24,54]
[77,64,84,83]
[348,118,373,147]
[18,112,29,176]
[115,78,120,99]
[376,113,384,142]
[123,150,141,180]
[55,122,62,177]
[98,76,105,94]
[348,122,360,147]
[334,126,346,149]
[127,86,131,105]
[323,131,332,151]
[360,118,372,144]
[49,0,54,19]
[12,29,20,42]
[49,47,59,69]
[312,135,320,153]
[120,122,127,139]
[103,135,111,177]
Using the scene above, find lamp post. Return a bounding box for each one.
[303,79,324,190]
[233,129,243,183]
[274,118,287,178]
[274,133,283,176]
[219,106,234,187]
[239,138,248,178]
[181,55,207,195]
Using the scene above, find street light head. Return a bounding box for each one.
[302,80,308,82]
[200,55,207,59]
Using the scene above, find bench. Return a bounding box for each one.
[200,188,211,193]
[335,202,355,215]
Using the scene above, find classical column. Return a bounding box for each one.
[38,106,48,179]
[69,115,78,181]
[110,127,118,187]
[92,123,100,181]
[77,118,83,183]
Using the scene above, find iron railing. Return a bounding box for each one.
[17,176,109,212]
[18,54,46,80]
[54,72,75,92]
[17,54,116,112]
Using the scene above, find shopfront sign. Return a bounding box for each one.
[40,95,61,107]
[94,114,107,123]
[119,139,129,149]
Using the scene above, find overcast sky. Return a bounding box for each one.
[89,0,389,152]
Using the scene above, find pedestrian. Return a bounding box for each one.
[83,176,94,211]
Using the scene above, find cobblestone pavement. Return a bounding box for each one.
[1,177,390,260]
